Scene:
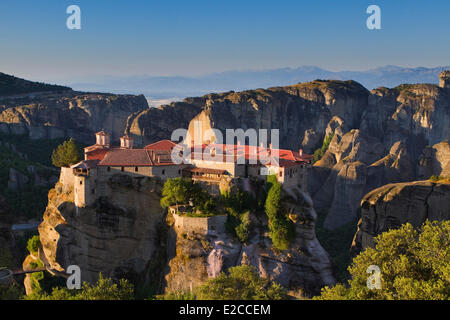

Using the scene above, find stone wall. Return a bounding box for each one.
[172,213,227,236]
[60,167,75,193]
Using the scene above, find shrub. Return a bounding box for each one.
[26,273,135,300]
[196,265,287,300]
[315,220,450,300]
[235,211,251,243]
[265,178,294,250]
[312,134,333,163]
[26,235,40,255]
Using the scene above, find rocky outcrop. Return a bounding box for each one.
[164,186,335,298]
[311,82,450,229]
[0,91,148,144]
[38,175,168,287]
[126,78,449,230]
[126,99,203,147]
[127,80,369,153]
[351,180,450,255]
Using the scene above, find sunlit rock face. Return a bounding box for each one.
[351,180,450,256]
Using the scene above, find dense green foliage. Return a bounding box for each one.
[222,190,254,243]
[312,134,333,163]
[51,138,81,167]
[26,235,40,255]
[160,177,217,216]
[196,265,287,300]
[25,274,134,300]
[316,221,450,300]
[264,176,294,250]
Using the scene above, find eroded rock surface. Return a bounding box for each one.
[351,180,450,255]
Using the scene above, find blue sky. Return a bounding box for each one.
[1,0,449,82]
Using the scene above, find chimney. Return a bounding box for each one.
[152,150,156,161]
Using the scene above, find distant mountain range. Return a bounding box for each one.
[66,65,450,102]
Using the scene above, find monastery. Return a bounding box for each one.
[68,131,312,208]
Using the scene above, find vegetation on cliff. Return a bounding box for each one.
[25,274,134,300]
[222,190,254,243]
[51,138,81,168]
[316,220,450,300]
[312,134,334,163]
[26,235,40,255]
[265,175,295,250]
[161,177,217,216]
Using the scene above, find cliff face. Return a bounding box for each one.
[39,174,167,286]
[0,91,148,144]
[38,172,334,297]
[351,180,450,255]
[126,79,450,230]
[127,80,369,153]
[127,99,203,147]
[164,186,335,298]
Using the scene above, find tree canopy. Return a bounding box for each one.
[196,265,287,300]
[25,274,134,300]
[316,220,450,300]
[51,138,81,167]
[264,175,294,250]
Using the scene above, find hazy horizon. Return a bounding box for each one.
[1,0,450,84]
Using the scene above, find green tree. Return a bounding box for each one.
[160,177,191,208]
[196,265,287,300]
[51,138,81,167]
[312,134,333,163]
[26,235,40,255]
[161,177,217,216]
[316,220,450,300]
[264,177,294,250]
[25,274,134,300]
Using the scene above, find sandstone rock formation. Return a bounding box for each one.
[351,180,450,255]
[126,77,450,230]
[127,80,369,153]
[0,91,148,144]
[38,174,168,287]
[164,186,335,298]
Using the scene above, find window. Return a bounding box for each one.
[107,167,111,172]
[91,188,95,194]
[162,169,165,175]
[178,170,181,174]
[121,167,124,172]
[80,180,83,185]
[135,167,139,172]
[279,171,283,177]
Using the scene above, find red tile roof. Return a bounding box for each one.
[188,143,311,167]
[144,140,176,151]
[99,149,154,166]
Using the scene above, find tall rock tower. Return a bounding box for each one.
[439,70,450,89]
